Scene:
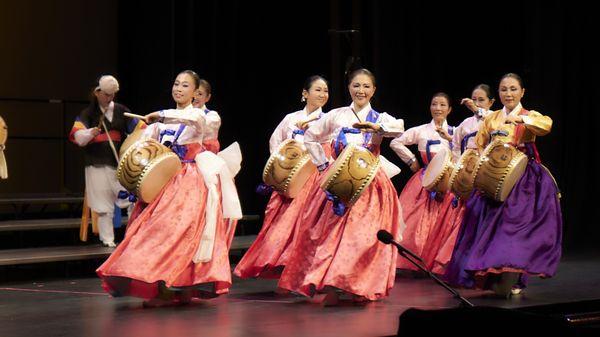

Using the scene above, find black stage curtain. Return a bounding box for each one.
[118,0,598,248]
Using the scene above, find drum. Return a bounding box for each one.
[262,139,316,198]
[119,128,145,158]
[0,116,7,147]
[0,116,7,179]
[117,138,182,203]
[473,140,528,202]
[421,148,452,193]
[448,149,480,199]
[321,143,380,205]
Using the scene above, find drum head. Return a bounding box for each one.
[321,144,380,205]
[422,148,451,191]
[263,139,302,185]
[320,143,356,190]
[119,128,145,158]
[0,116,7,146]
[138,153,182,203]
[117,138,171,191]
[285,156,316,198]
[474,140,528,202]
[497,154,528,202]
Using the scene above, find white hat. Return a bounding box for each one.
[96,75,120,95]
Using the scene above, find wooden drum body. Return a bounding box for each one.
[262,139,316,198]
[119,128,145,158]
[117,138,182,203]
[448,149,480,200]
[473,140,528,202]
[0,115,8,179]
[320,143,380,205]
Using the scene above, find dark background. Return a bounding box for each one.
[0,0,596,248]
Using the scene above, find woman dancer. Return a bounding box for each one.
[444,73,562,297]
[97,70,242,306]
[234,76,330,279]
[390,93,464,274]
[278,68,404,304]
[452,84,495,161]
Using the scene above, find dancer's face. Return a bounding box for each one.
[471,88,494,110]
[348,74,375,110]
[172,73,197,108]
[498,77,525,111]
[193,85,211,109]
[303,79,329,111]
[430,96,451,124]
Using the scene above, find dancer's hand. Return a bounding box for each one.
[409,160,421,173]
[144,112,162,124]
[505,115,523,125]
[89,127,101,136]
[460,98,478,113]
[352,121,381,133]
[435,127,452,141]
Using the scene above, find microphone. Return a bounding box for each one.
[377,229,475,307]
[377,230,424,264]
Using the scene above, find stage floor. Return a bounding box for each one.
[1,250,599,337]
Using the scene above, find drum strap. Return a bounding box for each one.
[490,129,509,140]
[292,129,305,138]
[447,126,455,151]
[160,124,188,159]
[461,131,478,153]
[447,126,454,136]
[325,191,346,216]
[333,127,361,157]
[425,140,441,163]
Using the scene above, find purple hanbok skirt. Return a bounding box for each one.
[444,160,562,289]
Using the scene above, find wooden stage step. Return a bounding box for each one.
[0,218,108,232]
[0,235,257,266]
[0,215,260,232]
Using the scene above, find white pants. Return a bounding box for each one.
[85,165,129,243]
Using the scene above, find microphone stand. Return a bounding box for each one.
[396,247,474,308]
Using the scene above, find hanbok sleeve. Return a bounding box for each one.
[304,112,335,167]
[269,114,291,154]
[161,108,207,132]
[142,123,160,140]
[451,123,464,161]
[475,113,494,151]
[377,113,405,138]
[204,110,222,136]
[522,110,552,136]
[390,126,419,165]
[73,129,96,147]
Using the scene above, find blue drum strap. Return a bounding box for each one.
[461,131,478,153]
[425,140,441,163]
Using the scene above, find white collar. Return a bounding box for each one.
[180,103,194,110]
[502,102,523,116]
[349,102,372,121]
[429,118,448,130]
[301,106,322,119]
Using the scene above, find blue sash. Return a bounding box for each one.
[332,109,380,157]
